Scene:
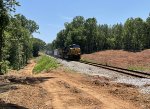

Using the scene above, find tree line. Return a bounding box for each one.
[50,15,150,53]
[0,0,45,74]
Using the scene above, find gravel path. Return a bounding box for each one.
[56,58,150,94]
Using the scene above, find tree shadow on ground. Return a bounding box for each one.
[0,83,18,94]
[0,100,27,109]
[5,76,55,85]
[0,76,54,94]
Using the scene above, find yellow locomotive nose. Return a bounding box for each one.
[70,48,80,55]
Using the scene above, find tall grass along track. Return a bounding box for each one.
[33,55,59,73]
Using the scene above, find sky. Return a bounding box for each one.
[16,0,150,43]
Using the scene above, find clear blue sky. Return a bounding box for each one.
[16,0,150,43]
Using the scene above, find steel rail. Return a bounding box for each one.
[80,60,150,79]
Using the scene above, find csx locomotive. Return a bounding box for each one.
[54,44,81,60]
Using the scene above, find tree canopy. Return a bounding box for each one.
[51,15,150,53]
[0,0,45,74]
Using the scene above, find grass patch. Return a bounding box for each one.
[128,66,150,72]
[33,55,59,73]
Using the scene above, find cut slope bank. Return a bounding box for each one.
[82,49,150,72]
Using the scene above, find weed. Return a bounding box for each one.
[33,55,59,73]
[128,66,150,72]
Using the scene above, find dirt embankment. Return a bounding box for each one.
[82,49,150,72]
[0,60,150,109]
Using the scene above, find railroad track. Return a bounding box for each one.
[80,60,150,79]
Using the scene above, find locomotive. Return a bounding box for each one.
[54,44,81,60]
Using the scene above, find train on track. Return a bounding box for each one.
[46,44,81,60]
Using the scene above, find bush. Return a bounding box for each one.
[33,55,59,73]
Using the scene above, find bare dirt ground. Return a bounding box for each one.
[82,49,150,72]
[0,60,150,109]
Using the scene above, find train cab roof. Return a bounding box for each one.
[69,44,80,48]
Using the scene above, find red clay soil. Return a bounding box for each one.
[0,60,150,109]
[82,49,150,72]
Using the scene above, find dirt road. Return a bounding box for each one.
[0,60,149,109]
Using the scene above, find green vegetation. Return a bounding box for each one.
[1,0,150,74]
[32,38,46,57]
[128,66,150,72]
[0,0,46,74]
[49,15,150,53]
[33,55,59,73]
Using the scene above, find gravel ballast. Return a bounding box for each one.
[56,58,150,94]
